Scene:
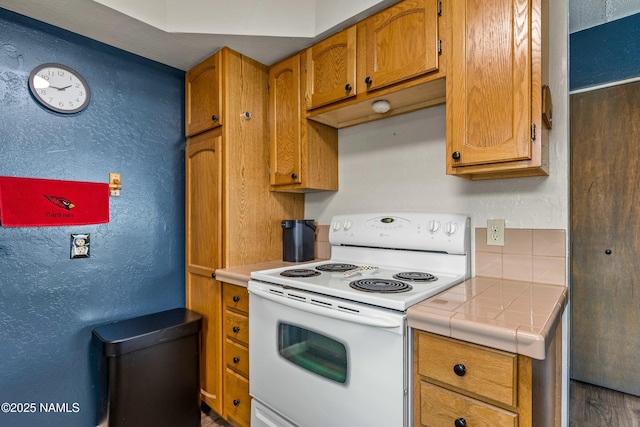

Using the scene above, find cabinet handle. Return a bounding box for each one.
[212,115,219,122]
[233,399,241,407]
[452,151,461,160]
[454,418,467,427]
[233,295,241,302]
[365,76,373,85]
[233,326,240,333]
[233,357,240,364]
[453,364,466,376]
[345,83,353,92]
[291,173,298,179]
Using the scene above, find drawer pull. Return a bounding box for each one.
[233,326,241,333]
[233,357,240,364]
[233,295,241,302]
[454,418,467,427]
[453,364,466,377]
[233,399,241,407]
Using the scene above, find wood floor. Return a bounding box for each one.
[200,407,232,427]
[570,380,640,426]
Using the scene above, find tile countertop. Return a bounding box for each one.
[215,260,321,287]
[407,276,568,360]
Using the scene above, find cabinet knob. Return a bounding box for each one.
[345,83,353,92]
[212,115,219,122]
[233,357,240,364]
[452,151,461,160]
[454,418,467,427]
[233,399,241,407]
[233,326,241,333]
[605,249,612,255]
[291,173,298,179]
[211,273,216,279]
[453,364,466,377]
[365,76,373,85]
[233,295,241,302]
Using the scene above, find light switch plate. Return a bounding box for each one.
[71,234,90,258]
[486,220,505,246]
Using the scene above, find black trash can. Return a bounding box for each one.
[92,308,202,427]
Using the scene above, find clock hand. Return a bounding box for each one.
[49,85,72,91]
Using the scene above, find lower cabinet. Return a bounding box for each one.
[222,283,251,427]
[413,330,561,427]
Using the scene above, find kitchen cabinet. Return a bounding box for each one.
[305,0,446,128]
[414,330,561,427]
[269,54,339,192]
[185,51,222,137]
[305,25,357,109]
[222,283,250,427]
[185,47,304,416]
[445,0,551,179]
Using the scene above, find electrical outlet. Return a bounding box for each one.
[71,234,90,258]
[486,220,505,246]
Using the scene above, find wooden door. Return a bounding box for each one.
[185,129,224,411]
[447,0,532,167]
[305,26,357,109]
[362,0,439,92]
[269,55,302,187]
[570,81,640,396]
[186,52,222,137]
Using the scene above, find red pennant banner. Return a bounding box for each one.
[0,176,109,227]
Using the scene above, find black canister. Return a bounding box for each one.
[281,220,316,262]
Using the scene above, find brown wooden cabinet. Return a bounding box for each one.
[185,47,304,417]
[304,0,445,129]
[269,54,339,192]
[222,283,250,427]
[414,330,561,427]
[185,52,222,137]
[360,0,440,92]
[445,0,550,179]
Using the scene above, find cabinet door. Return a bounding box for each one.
[305,26,357,109]
[362,0,439,92]
[185,129,223,412]
[447,0,533,167]
[269,55,302,187]
[186,52,222,137]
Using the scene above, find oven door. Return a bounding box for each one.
[248,281,408,427]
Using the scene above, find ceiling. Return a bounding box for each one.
[2,0,639,72]
[0,0,400,71]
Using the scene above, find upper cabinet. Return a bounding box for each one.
[445,0,550,179]
[305,26,357,110]
[305,0,446,129]
[361,0,440,92]
[269,54,339,192]
[185,52,222,137]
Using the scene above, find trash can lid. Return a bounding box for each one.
[92,308,202,357]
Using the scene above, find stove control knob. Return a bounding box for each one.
[444,222,458,236]
[332,221,342,231]
[428,220,441,233]
[344,220,353,230]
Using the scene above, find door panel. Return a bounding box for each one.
[570,81,640,396]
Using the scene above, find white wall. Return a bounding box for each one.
[306,0,569,250]
[570,0,640,33]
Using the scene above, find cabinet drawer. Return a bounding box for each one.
[225,338,249,377]
[224,369,251,427]
[420,381,517,427]
[224,311,249,345]
[223,283,249,314]
[416,331,517,408]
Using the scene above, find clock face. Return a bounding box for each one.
[28,63,91,114]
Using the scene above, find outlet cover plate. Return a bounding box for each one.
[71,233,90,258]
[486,220,505,246]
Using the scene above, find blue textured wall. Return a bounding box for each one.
[0,8,185,426]
[570,13,640,90]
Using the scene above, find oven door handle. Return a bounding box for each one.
[250,287,402,329]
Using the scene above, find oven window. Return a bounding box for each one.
[278,322,348,384]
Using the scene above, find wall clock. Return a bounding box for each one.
[28,63,91,114]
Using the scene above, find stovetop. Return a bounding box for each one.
[250,212,471,311]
